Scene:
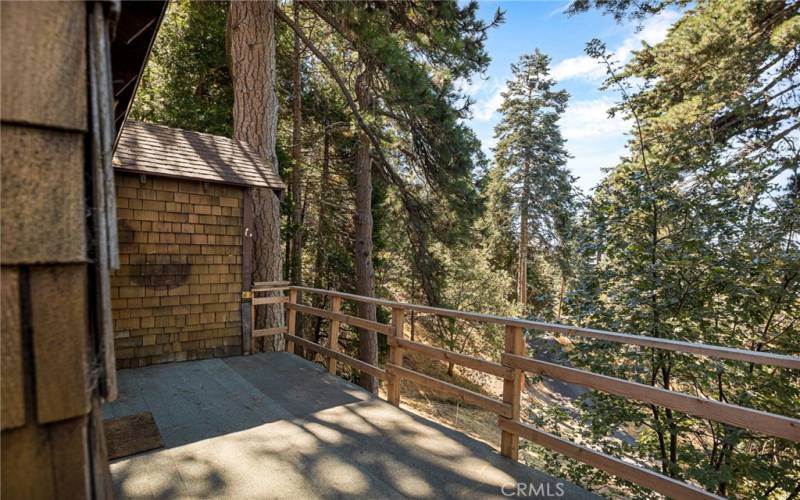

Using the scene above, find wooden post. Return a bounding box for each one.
[328,296,342,374]
[501,324,525,460]
[286,289,297,353]
[387,306,405,406]
[241,189,254,355]
[249,296,255,354]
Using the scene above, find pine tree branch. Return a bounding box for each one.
[275,7,408,194]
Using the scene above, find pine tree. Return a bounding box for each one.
[227,0,285,351]
[490,50,577,318]
[563,1,799,495]
[276,1,501,392]
[130,0,232,136]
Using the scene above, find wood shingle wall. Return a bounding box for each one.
[1,2,113,498]
[111,172,245,367]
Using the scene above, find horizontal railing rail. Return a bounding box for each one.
[246,283,800,500]
[292,286,800,369]
[502,353,800,442]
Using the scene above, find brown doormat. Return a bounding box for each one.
[104,411,164,460]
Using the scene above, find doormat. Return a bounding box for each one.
[104,411,164,460]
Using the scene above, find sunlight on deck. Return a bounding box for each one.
[105,352,596,499]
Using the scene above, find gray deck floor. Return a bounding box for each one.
[105,352,597,499]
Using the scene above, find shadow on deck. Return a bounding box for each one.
[104,352,597,499]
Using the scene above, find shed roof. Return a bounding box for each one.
[113,121,285,190]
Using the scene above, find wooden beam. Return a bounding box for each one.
[503,353,800,443]
[286,289,297,354]
[386,363,512,418]
[253,296,288,305]
[254,280,290,288]
[328,296,342,375]
[391,337,512,379]
[253,286,290,292]
[291,286,800,369]
[500,325,524,460]
[387,307,405,406]
[286,303,392,335]
[499,418,721,500]
[253,327,288,337]
[285,334,387,381]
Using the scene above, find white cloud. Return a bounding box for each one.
[551,55,606,82]
[551,9,680,83]
[561,98,631,192]
[473,84,506,122]
[545,1,572,18]
[567,141,627,193]
[561,98,628,140]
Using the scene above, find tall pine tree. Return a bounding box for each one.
[489,50,577,318]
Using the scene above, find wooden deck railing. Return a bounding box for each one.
[248,282,800,500]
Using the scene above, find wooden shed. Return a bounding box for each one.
[111,121,284,368]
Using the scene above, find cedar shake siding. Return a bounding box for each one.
[1,2,167,497]
[111,173,245,368]
[110,121,284,368]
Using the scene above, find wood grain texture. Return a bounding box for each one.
[253,327,288,337]
[285,334,387,381]
[287,302,392,335]
[1,127,86,264]
[1,422,56,499]
[387,307,405,406]
[391,337,512,379]
[500,326,525,460]
[30,265,91,423]
[0,1,86,131]
[503,353,800,443]
[293,286,800,369]
[500,418,721,500]
[387,363,512,418]
[1,267,25,429]
[286,289,298,353]
[50,416,91,499]
[328,296,342,375]
[253,296,288,305]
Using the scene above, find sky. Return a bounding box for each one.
[461,1,680,194]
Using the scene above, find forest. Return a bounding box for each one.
[130,0,799,498]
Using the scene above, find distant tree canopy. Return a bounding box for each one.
[554,0,800,496]
[483,50,577,319]
[128,1,798,496]
[130,0,232,137]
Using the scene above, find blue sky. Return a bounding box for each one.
[461,2,680,193]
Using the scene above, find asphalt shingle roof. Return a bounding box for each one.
[113,121,285,190]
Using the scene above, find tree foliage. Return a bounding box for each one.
[128,1,799,496]
[131,0,232,136]
[484,50,578,319]
[559,0,800,496]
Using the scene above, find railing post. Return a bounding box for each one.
[249,292,255,354]
[501,324,524,460]
[286,288,297,354]
[387,306,405,406]
[328,296,342,374]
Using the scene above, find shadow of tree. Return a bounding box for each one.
[107,352,598,499]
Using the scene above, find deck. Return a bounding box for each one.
[105,352,596,499]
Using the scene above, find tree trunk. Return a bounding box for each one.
[517,195,529,310]
[290,1,304,347]
[290,1,303,286]
[313,124,330,293]
[353,66,378,393]
[227,0,284,351]
[557,275,565,321]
